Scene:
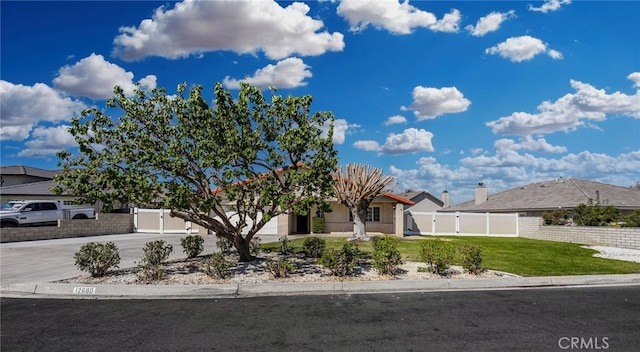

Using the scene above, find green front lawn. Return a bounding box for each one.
[261,236,640,276]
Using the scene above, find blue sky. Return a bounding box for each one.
[1,0,639,203]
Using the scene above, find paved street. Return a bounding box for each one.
[2,286,639,351]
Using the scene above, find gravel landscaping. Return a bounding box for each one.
[584,246,640,263]
[57,243,640,286]
[58,251,519,286]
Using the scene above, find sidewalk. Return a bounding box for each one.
[2,233,640,299]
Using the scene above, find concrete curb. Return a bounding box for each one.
[2,274,640,299]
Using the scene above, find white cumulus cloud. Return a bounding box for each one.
[17,125,76,158]
[113,0,344,61]
[529,0,572,13]
[465,10,515,37]
[337,0,439,34]
[494,136,567,154]
[53,53,157,99]
[628,72,640,88]
[321,118,359,145]
[223,57,312,89]
[0,80,85,141]
[402,86,471,120]
[485,35,561,62]
[384,115,408,125]
[429,9,462,33]
[487,75,640,135]
[353,140,380,152]
[379,128,434,154]
[389,149,640,204]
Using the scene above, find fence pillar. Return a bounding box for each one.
[134,207,139,233]
[486,212,490,236]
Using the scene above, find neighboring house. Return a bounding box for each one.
[401,190,448,232]
[0,165,58,187]
[442,178,640,217]
[0,165,93,208]
[0,180,79,205]
[400,190,448,212]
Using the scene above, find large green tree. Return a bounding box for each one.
[54,82,337,261]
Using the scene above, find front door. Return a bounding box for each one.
[296,214,309,234]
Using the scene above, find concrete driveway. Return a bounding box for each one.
[0,233,279,286]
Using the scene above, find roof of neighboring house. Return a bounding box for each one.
[0,180,59,196]
[0,165,58,180]
[398,190,443,209]
[444,178,640,213]
[398,191,424,201]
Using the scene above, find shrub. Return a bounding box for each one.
[142,240,173,266]
[320,243,361,277]
[311,217,325,233]
[542,209,571,225]
[136,263,166,282]
[265,257,294,278]
[74,242,120,277]
[279,235,290,254]
[250,236,262,256]
[622,210,640,227]
[216,236,233,254]
[181,235,204,258]
[136,240,173,282]
[204,252,234,279]
[419,239,455,276]
[302,237,326,258]
[372,235,403,275]
[460,244,484,275]
[573,196,620,226]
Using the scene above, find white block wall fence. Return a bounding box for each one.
[519,216,640,250]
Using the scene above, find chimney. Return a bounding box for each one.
[441,190,450,208]
[475,182,487,205]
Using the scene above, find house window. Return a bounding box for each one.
[349,207,380,222]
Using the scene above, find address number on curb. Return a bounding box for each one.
[73,287,96,294]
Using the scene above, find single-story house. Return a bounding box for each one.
[0,165,74,205]
[307,193,414,236]
[398,190,447,211]
[214,192,414,237]
[0,165,101,210]
[4,165,414,236]
[442,178,640,217]
[0,165,58,187]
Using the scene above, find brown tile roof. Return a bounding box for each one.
[444,178,640,212]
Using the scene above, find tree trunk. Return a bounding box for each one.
[234,235,254,262]
[351,207,369,241]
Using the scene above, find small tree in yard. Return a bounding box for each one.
[332,164,395,241]
[573,193,620,226]
[54,82,338,262]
